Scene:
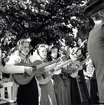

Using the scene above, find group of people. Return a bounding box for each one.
[0,37,96,105]
[0,0,104,105]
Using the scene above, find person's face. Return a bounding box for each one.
[78,38,82,46]
[38,47,47,59]
[98,9,104,18]
[70,47,81,61]
[51,48,58,59]
[91,9,104,21]
[21,42,30,56]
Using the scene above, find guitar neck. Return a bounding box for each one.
[54,59,72,71]
[44,63,57,72]
[80,58,88,67]
[36,58,60,70]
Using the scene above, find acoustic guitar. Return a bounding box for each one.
[37,59,72,85]
[13,58,61,85]
[70,58,88,78]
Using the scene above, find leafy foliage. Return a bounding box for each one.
[0,0,93,57]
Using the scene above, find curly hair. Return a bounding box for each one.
[16,39,32,51]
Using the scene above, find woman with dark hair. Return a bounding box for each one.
[50,45,75,105]
[50,46,67,105]
[49,46,60,61]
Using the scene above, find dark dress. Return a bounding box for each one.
[61,73,72,105]
[70,78,81,105]
[17,77,38,105]
[16,58,39,105]
[53,75,67,105]
[77,70,90,104]
[6,51,39,105]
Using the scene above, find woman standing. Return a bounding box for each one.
[69,46,90,105]
[49,46,67,105]
[32,44,57,105]
[0,42,32,75]
[50,46,75,105]
[6,39,39,105]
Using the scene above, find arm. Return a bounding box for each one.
[0,65,25,74]
[0,51,32,74]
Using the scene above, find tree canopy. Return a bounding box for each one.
[0,0,94,57]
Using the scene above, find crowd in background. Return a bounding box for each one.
[0,37,99,105]
[0,0,104,105]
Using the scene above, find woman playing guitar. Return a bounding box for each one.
[50,46,77,105]
[0,42,32,75]
[69,42,90,104]
[32,44,57,105]
[6,39,39,105]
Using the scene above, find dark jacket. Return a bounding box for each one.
[88,22,104,103]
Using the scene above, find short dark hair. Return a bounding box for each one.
[51,46,59,52]
[50,45,60,59]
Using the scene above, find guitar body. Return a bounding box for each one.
[70,61,80,78]
[36,73,52,85]
[70,70,79,78]
[37,69,62,85]
[53,69,61,75]
[13,60,43,85]
[70,59,87,78]
[36,63,55,85]
[37,59,71,85]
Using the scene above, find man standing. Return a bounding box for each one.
[84,0,104,104]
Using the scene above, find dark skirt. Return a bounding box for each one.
[17,77,39,105]
[53,74,72,105]
[61,74,72,105]
[71,77,81,105]
[53,75,66,105]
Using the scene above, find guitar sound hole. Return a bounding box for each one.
[23,73,28,78]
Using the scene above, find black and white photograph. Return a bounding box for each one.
[0,0,103,105]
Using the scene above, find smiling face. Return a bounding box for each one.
[21,42,30,56]
[38,47,47,59]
